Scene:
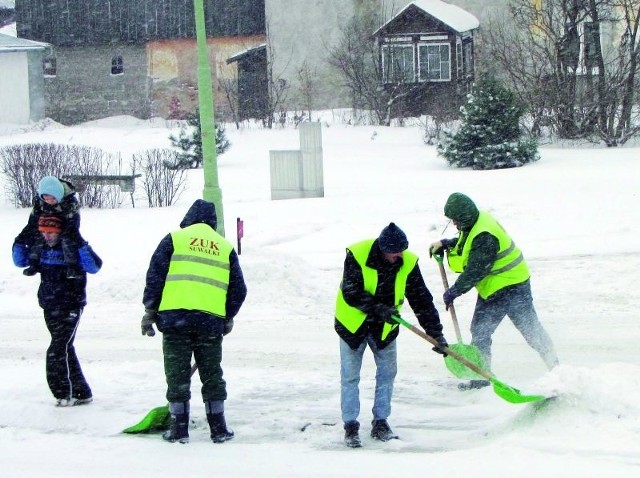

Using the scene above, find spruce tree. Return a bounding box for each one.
[437,77,538,170]
[169,109,231,169]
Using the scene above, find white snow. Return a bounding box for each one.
[392,0,480,33]
[1,114,639,477]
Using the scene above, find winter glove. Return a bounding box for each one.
[443,286,460,311]
[141,309,157,337]
[223,319,234,336]
[431,335,449,357]
[429,241,446,258]
[371,303,398,325]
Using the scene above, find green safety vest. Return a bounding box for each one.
[335,239,418,341]
[447,211,530,299]
[158,223,233,317]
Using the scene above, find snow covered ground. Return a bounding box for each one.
[1,115,639,477]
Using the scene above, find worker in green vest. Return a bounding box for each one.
[430,193,559,390]
[336,223,448,448]
[141,199,247,444]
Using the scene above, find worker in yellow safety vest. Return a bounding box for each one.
[335,223,447,448]
[141,199,247,444]
[430,193,559,390]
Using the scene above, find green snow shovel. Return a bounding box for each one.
[391,314,547,404]
[433,254,486,379]
[122,363,198,434]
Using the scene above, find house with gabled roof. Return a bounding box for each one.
[372,0,479,118]
[0,32,48,123]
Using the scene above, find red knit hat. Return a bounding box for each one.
[38,216,63,233]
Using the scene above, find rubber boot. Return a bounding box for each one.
[162,401,189,444]
[205,400,234,443]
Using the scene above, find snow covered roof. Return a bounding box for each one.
[376,0,479,35]
[227,43,266,64]
[0,33,48,51]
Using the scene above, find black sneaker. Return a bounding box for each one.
[370,419,398,442]
[458,380,491,391]
[23,266,39,276]
[344,421,361,448]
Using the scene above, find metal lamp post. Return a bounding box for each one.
[193,0,225,236]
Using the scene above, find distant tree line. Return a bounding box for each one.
[15,0,265,45]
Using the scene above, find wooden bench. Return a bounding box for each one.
[64,174,141,193]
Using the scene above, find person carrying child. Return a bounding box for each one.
[15,176,85,279]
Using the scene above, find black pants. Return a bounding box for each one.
[43,309,92,400]
[163,331,226,403]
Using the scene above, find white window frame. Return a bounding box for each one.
[417,43,451,82]
[382,44,415,83]
[577,21,601,76]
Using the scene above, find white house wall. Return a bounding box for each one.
[266,0,366,111]
[0,51,30,124]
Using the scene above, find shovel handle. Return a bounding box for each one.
[392,314,493,381]
[434,254,463,343]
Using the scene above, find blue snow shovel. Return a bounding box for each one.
[391,314,547,404]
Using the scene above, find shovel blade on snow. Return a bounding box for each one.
[444,343,487,379]
[490,378,547,404]
[122,405,171,434]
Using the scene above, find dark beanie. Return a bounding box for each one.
[378,222,408,253]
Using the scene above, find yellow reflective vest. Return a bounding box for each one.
[158,223,233,317]
[335,239,418,341]
[447,211,530,299]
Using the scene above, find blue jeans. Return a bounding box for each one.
[470,281,558,370]
[340,335,397,424]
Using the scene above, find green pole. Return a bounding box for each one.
[193,0,225,236]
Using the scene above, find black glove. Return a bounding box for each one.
[443,286,460,311]
[429,241,446,258]
[371,303,398,325]
[432,335,449,357]
[141,309,157,337]
[223,319,234,336]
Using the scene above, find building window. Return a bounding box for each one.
[43,57,57,77]
[418,43,450,81]
[582,21,600,74]
[456,40,463,80]
[463,42,473,79]
[111,55,124,75]
[382,44,415,83]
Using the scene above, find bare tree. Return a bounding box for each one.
[217,62,241,130]
[485,0,640,144]
[297,60,316,122]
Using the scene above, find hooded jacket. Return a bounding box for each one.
[443,193,528,296]
[143,199,247,334]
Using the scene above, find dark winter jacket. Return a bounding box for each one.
[443,192,502,294]
[12,239,102,311]
[143,199,247,335]
[14,179,82,247]
[335,239,443,350]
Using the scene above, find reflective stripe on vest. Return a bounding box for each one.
[447,211,530,299]
[158,223,233,316]
[335,239,418,340]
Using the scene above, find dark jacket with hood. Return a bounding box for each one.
[15,179,82,248]
[335,239,443,350]
[12,238,102,310]
[442,192,504,295]
[143,199,247,335]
